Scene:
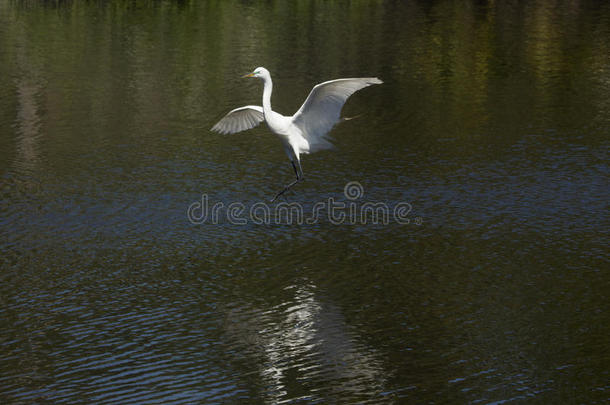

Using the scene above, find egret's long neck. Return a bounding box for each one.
[262,76,273,116]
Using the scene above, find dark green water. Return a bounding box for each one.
[1,1,608,403]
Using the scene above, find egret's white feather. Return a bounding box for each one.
[291,78,382,152]
[211,105,264,134]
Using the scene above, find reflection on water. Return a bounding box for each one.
[15,79,41,174]
[0,1,609,403]
[11,21,45,192]
[223,282,386,403]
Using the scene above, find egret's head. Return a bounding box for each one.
[242,67,269,80]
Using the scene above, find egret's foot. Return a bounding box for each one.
[270,188,290,203]
[270,178,304,203]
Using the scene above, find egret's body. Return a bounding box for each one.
[211,67,382,201]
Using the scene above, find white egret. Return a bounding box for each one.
[211,67,382,201]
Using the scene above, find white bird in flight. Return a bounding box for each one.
[211,67,382,201]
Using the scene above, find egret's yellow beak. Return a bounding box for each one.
[242,72,255,78]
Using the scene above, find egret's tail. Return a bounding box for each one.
[341,113,364,122]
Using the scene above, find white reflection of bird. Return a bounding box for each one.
[211,67,382,202]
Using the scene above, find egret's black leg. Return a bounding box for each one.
[295,159,304,181]
[291,161,299,180]
[270,160,304,202]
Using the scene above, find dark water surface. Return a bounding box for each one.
[1,1,609,403]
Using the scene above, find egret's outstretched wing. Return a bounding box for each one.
[211,105,264,134]
[291,78,382,151]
